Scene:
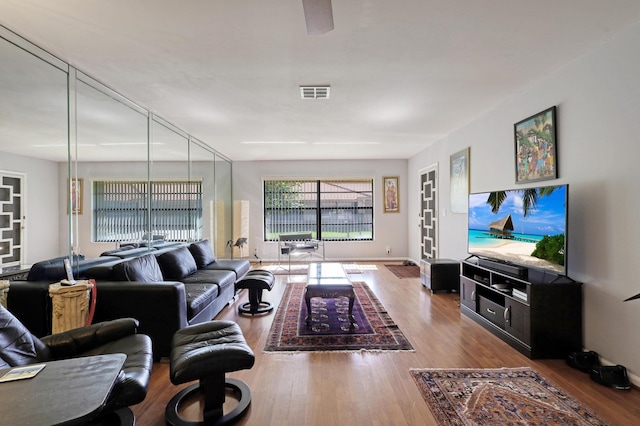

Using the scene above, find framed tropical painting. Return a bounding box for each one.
[514,106,557,183]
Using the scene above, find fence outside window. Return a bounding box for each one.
[264,179,373,241]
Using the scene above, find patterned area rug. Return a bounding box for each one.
[264,281,414,352]
[410,367,608,425]
[385,264,420,278]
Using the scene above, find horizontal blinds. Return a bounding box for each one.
[264,179,373,241]
[93,180,202,242]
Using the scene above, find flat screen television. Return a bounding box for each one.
[468,184,568,276]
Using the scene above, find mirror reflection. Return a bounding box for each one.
[74,75,149,257]
[0,25,236,275]
[215,154,233,260]
[0,30,68,270]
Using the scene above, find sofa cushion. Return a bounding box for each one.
[183,284,219,319]
[156,246,197,280]
[202,259,251,281]
[112,253,164,282]
[181,269,236,291]
[83,258,127,281]
[26,254,85,281]
[188,240,216,268]
[100,247,154,259]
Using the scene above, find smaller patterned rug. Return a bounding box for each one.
[410,367,608,425]
[385,264,420,278]
[264,281,413,352]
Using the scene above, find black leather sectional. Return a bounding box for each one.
[7,240,250,359]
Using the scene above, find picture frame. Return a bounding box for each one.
[68,178,83,215]
[383,176,400,213]
[450,147,470,213]
[514,106,557,183]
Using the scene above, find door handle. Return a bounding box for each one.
[504,306,511,323]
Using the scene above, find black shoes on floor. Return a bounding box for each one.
[567,350,631,390]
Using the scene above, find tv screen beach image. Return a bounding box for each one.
[468,185,567,274]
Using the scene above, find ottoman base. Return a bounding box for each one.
[166,378,251,426]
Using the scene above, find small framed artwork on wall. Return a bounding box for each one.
[514,106,557,183]
[383,176,400,213]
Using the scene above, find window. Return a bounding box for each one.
[93,180,202,242]
[264,179,373,241]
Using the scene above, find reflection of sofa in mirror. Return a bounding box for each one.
[278,233,325,270]
[7,240,250,359]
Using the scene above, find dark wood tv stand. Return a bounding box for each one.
[460,257,582,359]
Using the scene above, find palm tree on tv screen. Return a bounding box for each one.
[486,186,558,217]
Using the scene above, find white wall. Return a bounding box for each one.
[408,22,640,378]
[0,152,60,263]
[233,159,408,262]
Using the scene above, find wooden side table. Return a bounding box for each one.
[48,281,94,333]
[0,280,9,308]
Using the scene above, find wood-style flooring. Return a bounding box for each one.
[131,262,640,425]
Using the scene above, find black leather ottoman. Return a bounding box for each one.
[166,321,255,425]
[235,269,275,315]
[420,258,460,293]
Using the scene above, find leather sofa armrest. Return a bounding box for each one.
[41,318,139,359]
[91,280,188,359]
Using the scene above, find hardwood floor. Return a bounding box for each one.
[131,262,640,425]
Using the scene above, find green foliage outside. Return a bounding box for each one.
[264,181,304,208]
[531,234,565,265]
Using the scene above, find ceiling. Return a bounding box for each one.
[1,1,640,162]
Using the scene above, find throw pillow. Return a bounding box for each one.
[156,246,198,280]
[188,240,216,268]
[113,253,164,282]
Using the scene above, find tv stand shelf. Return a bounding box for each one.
[460,258,582,359]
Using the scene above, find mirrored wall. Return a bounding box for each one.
[0,24,234,271]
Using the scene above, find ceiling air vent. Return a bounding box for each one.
[300,86,330,100]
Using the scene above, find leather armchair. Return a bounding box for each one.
[0,305,153,422]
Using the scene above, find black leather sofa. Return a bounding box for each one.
[7,240,250,359]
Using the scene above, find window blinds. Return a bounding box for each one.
[93,180,203,242]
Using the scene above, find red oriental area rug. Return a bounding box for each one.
[264,282,414,353]
[385,264,420,279]
[410,367,608,425]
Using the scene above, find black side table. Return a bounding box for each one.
[420,258,460,293]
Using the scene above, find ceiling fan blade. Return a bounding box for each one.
[302,0,334,35]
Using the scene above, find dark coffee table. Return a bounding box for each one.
[305,262,355,327]
[0,354,125,425]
